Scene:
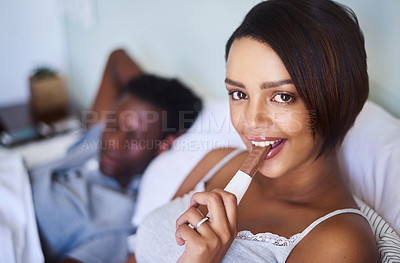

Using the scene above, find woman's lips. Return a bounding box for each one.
[247,137,287,160]
[265,139,286,159]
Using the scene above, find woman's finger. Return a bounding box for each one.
[212,188,238,224]
[188,190,238,245]
[176,206,204,230]
[175,206,213,244]
[211,188,238,234]
[189,191,230,227]
[175,190,239,262]
[175,222,198,246]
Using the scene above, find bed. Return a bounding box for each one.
[0,100,399,263]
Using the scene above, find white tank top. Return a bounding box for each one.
[134,148,368,262]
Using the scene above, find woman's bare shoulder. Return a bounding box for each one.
[173,148,245,198]
[288,212,378,263]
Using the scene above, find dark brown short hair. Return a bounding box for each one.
[126,74,203,136]
[226,0,368,157]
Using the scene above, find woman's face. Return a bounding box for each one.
[226,37,321,178]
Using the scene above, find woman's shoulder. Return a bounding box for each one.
[173,148,247,198]
[288,211,378,262]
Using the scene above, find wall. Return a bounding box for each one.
[64,0,262,109]
[339,0,400,117]
[64,0,400,117]
[2,0,399,117]
[0,0,67,107]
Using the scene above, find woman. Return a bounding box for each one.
[133,0,378,262]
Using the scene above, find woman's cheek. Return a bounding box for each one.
[230,105,244,129]
[274,110,308,134]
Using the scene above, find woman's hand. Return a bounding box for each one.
[175,188,238,263]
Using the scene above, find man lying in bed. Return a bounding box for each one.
[29,49,202,263]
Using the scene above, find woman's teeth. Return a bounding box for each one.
[251,140,279,147]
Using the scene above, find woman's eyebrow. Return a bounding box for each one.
[225,77,293,89]
[225,77,245,88]
[261,79,293,89]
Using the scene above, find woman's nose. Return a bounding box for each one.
[243,99,273,131]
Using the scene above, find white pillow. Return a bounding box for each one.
[339,100,400,234]
[133,99,400,237]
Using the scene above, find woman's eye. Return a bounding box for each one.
[229,91,248,100]
[273,93,293,103]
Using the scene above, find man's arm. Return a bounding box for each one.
[90,49,143,126]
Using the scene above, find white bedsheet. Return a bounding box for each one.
[0,154,44,263]
[0,131,81,169]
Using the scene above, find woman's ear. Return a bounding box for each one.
[156,133,182,156]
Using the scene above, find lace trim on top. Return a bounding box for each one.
[237,230,301,246]
[235,208,364,247]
